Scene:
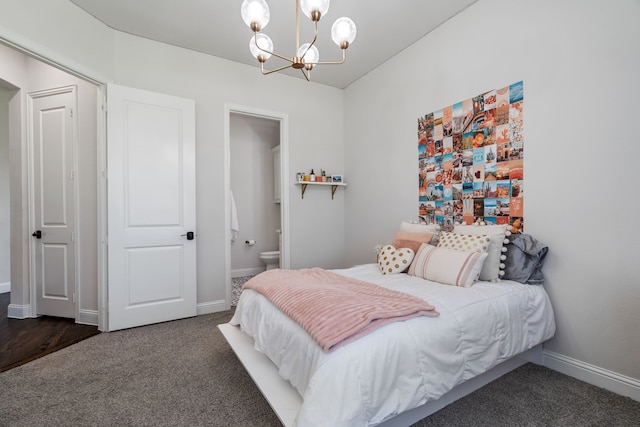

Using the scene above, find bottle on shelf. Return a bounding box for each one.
[309,169,315,181]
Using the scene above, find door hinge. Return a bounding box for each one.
[71,231,75,242]
[72,293,76,303]
[70,170,75,181]
[70,108,74,118]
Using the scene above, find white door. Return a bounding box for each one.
[30,86,77,319]
[107,84,196,331]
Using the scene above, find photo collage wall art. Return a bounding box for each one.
[417,81,524,233]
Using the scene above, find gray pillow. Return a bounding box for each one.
[503,234,548,285]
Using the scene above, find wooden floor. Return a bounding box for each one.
[0,293,100,372]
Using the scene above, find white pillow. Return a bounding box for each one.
[392,231,435,253]
[377,245,415,275]
[437,231,490,254]
[408,243,488,287]
[452,224,509,282]
[399,221,440,233]
[399,221,440,244]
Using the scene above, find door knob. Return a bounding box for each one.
[181,231,195,240]
[32,230,42,239]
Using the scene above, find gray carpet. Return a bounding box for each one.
[410,363,640,427]
[1,310,638,427]
[0,310,279,427]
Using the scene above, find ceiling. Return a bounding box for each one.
[69,0,477,89]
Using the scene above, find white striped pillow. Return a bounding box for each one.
[408,243,488,287]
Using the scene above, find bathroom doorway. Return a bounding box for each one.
[224,105,289,308]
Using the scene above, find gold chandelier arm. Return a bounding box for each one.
[299,21,320,59]
[269,50,295,63]
[260,61,295,76]
[305,49,347,66]
[300,68,310,81]
[253,33,294,63]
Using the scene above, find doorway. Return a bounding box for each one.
[230,113,280,274]
[224,105,290,308]
[0,84,11,296]
[1,42,101,326]
[0,84,14,294]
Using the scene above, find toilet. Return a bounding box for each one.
[259,229,281,271]
[259,251,280,271]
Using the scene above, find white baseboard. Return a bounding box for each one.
[7,303,31,319]
[0,282,10,293]
[231,267,264,278]
[543,350,640,402]
[7,298,227,322]
[197,299,228,315]
[77,309,99,326]
[521,343,544,365]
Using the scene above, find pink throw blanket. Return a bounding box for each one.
[243,268,439,352]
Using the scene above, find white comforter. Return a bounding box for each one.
[230,264,556,426]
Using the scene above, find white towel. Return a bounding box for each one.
[230,190,239,242]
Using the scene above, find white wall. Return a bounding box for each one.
[0,0,113,82]
[111,32,347,304]
[0,86,10,290]
[1,0,346,310]
[230,113,280,274]
[0,44,30,310]
[344,0,640,387]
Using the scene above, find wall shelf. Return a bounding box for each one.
[294,181,347,200]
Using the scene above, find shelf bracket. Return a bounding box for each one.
[295,182,344,199]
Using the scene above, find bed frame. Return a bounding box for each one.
[219,323,544,427]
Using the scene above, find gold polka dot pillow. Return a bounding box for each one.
[452,224,509,282]
[377,245,415,275]
[437,231,490,254]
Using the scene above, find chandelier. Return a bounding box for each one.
[240,0,357,81]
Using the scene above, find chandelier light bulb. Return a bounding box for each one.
[249,33,273,61]
[331,17,357,47]
[297,43,320,64]
[241,0,270,30]
[300,0,330,20]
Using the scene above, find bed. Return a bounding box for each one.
[219,225,555,426]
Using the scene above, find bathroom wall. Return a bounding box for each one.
[230,113,281,276]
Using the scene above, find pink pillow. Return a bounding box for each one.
[392,231,434,253]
